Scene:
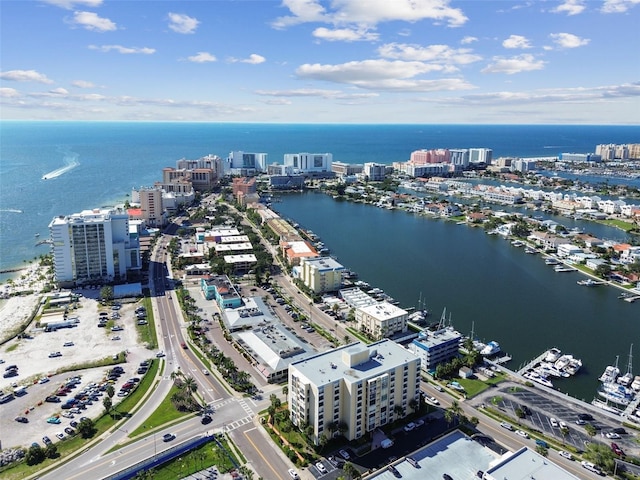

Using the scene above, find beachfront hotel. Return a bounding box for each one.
[48,208,141,287]
[288,340,421,445]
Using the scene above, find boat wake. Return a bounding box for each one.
[42,152,80,180]
[0,208,24,213]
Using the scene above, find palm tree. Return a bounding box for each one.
[183,376,198,395]
[343,462,360,480]
[560,426,570,445]
[393,404,404,421]
[409,397,420,414]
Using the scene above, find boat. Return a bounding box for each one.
[618,345,634,387]
[537,363,569,378]
[545,257,560,265]
[554,265,576,272]
[624,295,640,303]
[480,341,501,356]
[577,279,604,286]
[34,233,40,237]
[599,357,621,383]
[524,370,554,388]
[597,383,634,405]
[544,348,562,363]
[511,240,524,247]
[565,357,582,376]
[524,247,537,254]
[631,375,640,392]
[554,354,572,371]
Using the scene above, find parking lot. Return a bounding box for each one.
[476,382,637,455]
[0,289,157,449]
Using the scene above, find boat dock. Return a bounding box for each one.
[493,354,512,365]
[517,351,549,375]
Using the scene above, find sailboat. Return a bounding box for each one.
[618,344,634,387]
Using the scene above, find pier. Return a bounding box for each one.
[517,351,549,375]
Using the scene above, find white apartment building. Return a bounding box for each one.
[288,340,421,444]
[469,148,493,165]
[49,208,141,286]
[300,257,344,294]
[226,151,268,175]
[449,149,469,168]
[356,302,408,339]
[363,162,387,181]
[283,153,332,174]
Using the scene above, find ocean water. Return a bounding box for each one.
[0,121,638,272]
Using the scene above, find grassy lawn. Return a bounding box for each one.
[455,373,506,398]
[136,297,157,349]
[129,383,194,438]
[345,327,371,344]
[599,218,636,232]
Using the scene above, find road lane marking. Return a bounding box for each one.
[243,429,285,480]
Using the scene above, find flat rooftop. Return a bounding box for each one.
[302,256,344,271]
[359,301,407,320]
[485,447,580,480]
[290,340,418,387]
[368,430,498,480]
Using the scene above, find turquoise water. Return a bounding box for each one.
[1,121,637,271]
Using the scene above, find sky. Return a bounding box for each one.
[0,0,639,124]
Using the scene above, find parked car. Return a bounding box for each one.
[288,469,300,479]
[46,417,61,424]
[64,427,75,435]
[558,450,573,460]
[403,422,416,432]
[549,418,559,428]
[45,396,61,403]
[315,462,327,474]
[15,416,28,423]
[611,442,625,456]
[339,449,351,460]
[42,436,52,445]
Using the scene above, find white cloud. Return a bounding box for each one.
[261,98,293,105]
[378,43,482,65]
[71,80,95,88]
[186,52,217,63]
[228,54,266,64]
[40,0,103,9]
[296,59,474,91]
[255,88,379,99]
[71,11,117,32]
[552,0,586,15]
[49,87,69,95]
[0,69,54,83]
[0,87,21,98]
[549,33,590,48]
[502,35,532,49]
[460,36,477,45]
[88,45,155,54]
[272,0,467,29]
[481,54,545,74]
[167,12,199,34]
[428,82,640,106]
[601,0,640,13]
[312,27,379,42]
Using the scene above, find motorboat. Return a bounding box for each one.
[480,341,501,356]
[577,279,604,286]
[544,348,562,363]
[599,357,620,383]
[545,257,560,265]
[524,371,554,388]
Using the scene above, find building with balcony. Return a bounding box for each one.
[355,302,408,339]
[299,256,345,294]
[49,208,141,287]
[283,153,332,174]
[288,340,421,444]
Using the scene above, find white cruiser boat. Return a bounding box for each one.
[545,257,560,265]
[544,348,562,363]
[599,357,620,384]
[524,371,554,388]
[481,341,501,356]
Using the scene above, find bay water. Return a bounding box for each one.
[1,121,639,401]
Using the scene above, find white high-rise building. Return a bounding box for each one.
[227,151,268,174]
[49,208,141,286]
[288,340,421,445]
[469,148,493,165]
[283,153,332,174]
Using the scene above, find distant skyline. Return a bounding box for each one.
[1,0,639,124]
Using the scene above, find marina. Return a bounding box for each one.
[516,347,584,390]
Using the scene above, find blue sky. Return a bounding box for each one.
[1,0,639,124]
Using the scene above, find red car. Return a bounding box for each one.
[611,442,624,456]
[181,342,187,349]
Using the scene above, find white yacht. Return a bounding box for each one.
[599,357,620,384]
[544,348,562,363]
[480,341,501,356]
